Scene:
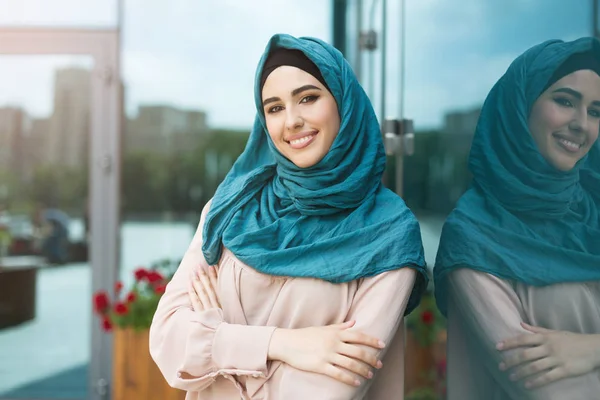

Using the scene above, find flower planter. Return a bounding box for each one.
[112,328,185,400]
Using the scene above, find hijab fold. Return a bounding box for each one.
[202,34,427,314]
[434,38,600,315]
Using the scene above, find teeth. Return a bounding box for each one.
[290,135,313,145]
[558,138,582,150]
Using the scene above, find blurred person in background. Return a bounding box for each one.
[32,202,70,264]
[434,37,600,399]
[150,33,428,399]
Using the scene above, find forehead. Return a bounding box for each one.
[261,66,321,98]
[550,69,600,99]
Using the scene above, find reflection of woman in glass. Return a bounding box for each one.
[434,37,600,399]
[149,33,427,399]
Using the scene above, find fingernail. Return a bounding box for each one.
[509,373,516,381]
[378,341,386,348]
[499,362,506,371]
[376,360,383,369]
[367,371,373,379]
[354,379,361,386]
[496,342,504,350]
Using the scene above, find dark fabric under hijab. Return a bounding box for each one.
[259,48,330,92]
[434,37,600,316]
[543,50,600,92]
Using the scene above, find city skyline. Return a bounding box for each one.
[0,0,595,130]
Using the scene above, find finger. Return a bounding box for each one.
[187,279,203,312]
[521,322,553,334]
[333,320,356,329]
[525,367,566,389]
[193,270,211,308]
[500,345,549,370]
[208,266,220,307]
[508,357,557,381]
[199,268,219,309]
[331,353,373,380]
[321,363,361,387]
[340,330,386,350]
[338,343,382,369]
[497,333,545,350]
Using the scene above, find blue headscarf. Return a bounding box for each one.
[434,37,600,316]
[202,34,428,314]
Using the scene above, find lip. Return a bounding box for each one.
[286,130,318,150]
[552,133,584,154]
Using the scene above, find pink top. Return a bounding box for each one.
[149,201,417,400]
[446,269,600,400]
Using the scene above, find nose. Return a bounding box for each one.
[285,107,303,132]
[570,107,591,134]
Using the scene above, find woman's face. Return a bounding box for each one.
[261,66,340,169]
[528,69,600,171]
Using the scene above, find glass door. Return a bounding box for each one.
[0,29,120,400]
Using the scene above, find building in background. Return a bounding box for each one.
[46,67,91,169]
[125,105,209,156]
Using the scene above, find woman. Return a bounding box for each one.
[149,33,427,400]
[434,37,600,400]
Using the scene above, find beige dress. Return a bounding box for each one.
[149,201,417,400]
[446,268,600,400]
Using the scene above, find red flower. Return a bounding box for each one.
[93,291,110,314]
[101,316,112,332]
[146,271,164,284]
[114,281,124,294]
[134,267,148,281]
[114,302,129,316]
[155,284,167,295]
[421,310,434,325]
[126,291,136,303]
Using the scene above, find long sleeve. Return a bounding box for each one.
[267,267,417,400]
[149,201,276,393]
[446,268,600,400]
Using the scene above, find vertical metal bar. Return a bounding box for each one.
[396,0,407,197]
[355,0,363,81]
[399,0,406,119]
[380,0,387,121]
[332,0,347,56]
[594,0,599,38]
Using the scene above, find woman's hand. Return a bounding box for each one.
[267,320,385,387]
[497,322,600,389]
[188,265,220,311]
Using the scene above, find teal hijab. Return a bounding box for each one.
[434,37,600,316]
[202,34,427,314]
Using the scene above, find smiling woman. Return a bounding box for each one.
[434,37,600,400]
[149,33,428,400]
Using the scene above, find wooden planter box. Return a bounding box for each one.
[113,328,186,400]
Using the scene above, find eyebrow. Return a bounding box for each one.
[262,84,322,107]
[552,87,600,107]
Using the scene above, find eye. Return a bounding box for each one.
[588,108,600,118]
[554,97,573,107]
[267,105,284,114]
[300,95,319,104]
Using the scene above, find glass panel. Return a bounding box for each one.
[0,55,94,399]
[117,0,332,301]
[402,1,593,398]
[0,0,118,27]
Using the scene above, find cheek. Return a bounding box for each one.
[265,117,283,142]
[529,103,564,143]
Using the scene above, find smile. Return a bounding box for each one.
[553,134,583,153]
[287,131,318,149]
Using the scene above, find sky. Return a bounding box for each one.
[0,0,595,130]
